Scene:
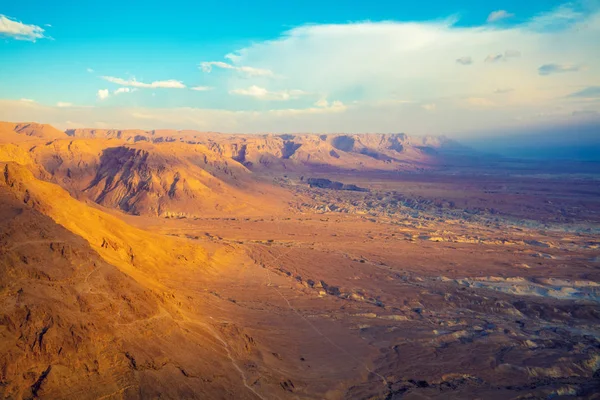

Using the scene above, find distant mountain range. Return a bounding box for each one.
[1,121,473,219]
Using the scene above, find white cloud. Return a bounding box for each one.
[487,10,514,23]
[229,85,308,100]
[101,76,186,89]
[20,98,35,103]
[97,89,110,100]
[114,87,136,95]
[224,53,242,63]
[87,68,94,73]
[56,102,73,108]
[0,14,46,41]
[421,103,436,111]
[199,61,274,77]
[190,86,212,91]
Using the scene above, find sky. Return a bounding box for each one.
[0,0,599,138]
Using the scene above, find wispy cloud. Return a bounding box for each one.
[229,85,308,100]
[538,63,582,76]
[20,98,36,103]
[527,4,585,30]
[101,76,186,88]
[456,56,473,65]
[265,100,346,116]
[97,89,109,100]
[567,86,600,98]
[572,109,598,116]
[421,103,436,111]
[56,102,93,108]
[132,99,347,122]
[200,61,274,77]
[487,10,514,23]
[190,86,212,91]
[86,68,94,73]
[0,14,46,41]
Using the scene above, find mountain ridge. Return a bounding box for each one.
[0,121,476,218]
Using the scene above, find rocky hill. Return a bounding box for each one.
[0,122,67,143]
[0,163,263,399]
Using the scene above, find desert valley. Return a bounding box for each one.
[0,121,599,399]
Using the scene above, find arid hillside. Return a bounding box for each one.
[1,122,599,399]
[1,123,296,218]
[0,122,474,218]
[0,163,268,399]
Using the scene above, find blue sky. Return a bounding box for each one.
[0,0,599,135]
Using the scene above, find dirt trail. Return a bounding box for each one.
[262,247,390,388]
[177,313,267,400]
